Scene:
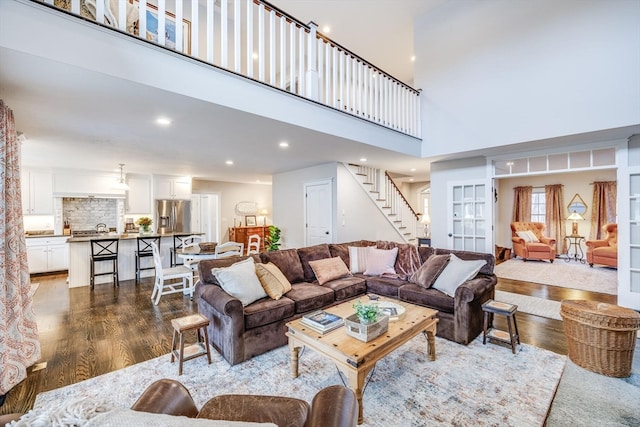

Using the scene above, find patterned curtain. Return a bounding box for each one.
[0,99,41,395]
[590,181,617,240]
[545,184,565,254]
[512,186,532,222]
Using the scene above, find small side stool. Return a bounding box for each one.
[482,299,520,354]
[170,313,212,375]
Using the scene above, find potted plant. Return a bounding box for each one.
[265,225,281,251]
[353,299,380,324]
[136,217,153,235]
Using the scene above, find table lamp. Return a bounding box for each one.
[567,211,584,236]
[261,209,269,226]
[421,213,431,237]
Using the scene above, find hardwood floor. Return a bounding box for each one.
[0,269,618,416]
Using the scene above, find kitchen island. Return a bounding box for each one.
[67,232,201,288]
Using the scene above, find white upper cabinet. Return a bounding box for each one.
[126,175,152,213]
[22,168,53,215]
[154,175,192,200]
[53,170,125,198]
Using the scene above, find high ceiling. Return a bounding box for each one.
[1,0,447,184]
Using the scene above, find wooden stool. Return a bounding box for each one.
[170,313,212,375]
[482,300,520,354]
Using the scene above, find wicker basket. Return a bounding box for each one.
[345,313,389,342]
[560,300,640,378]
[198,242,217,252]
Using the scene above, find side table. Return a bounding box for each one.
[417,237,431,247]
[564,235,585,263]
[482,300,520,354]
[170,313,212,375]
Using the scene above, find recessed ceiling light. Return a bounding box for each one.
[410,168,416,172]
[410,55,416,62]
[279,142,289,148]
[256,180,261,183]
[360,158,367,162]
[225,160,234,165]
[409,178,415,182]
[156,117,172,126]
[252,52,258,60]
[322,26,331,33]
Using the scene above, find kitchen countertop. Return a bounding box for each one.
[67,232,203,243]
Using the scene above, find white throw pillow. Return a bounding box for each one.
[348,246,374,273]
[432,254,486,297]
[364,247,398,276]
[516,230,539,243]
[212,258,267,306]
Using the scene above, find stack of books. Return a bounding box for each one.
[301,310,343,334]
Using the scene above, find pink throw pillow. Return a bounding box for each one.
[364,247,398,276]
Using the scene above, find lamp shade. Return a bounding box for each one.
[421,213,431,224]
[567,211,584,221]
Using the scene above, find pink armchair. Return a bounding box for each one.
[510,222,556,263]
[586,224,617,268]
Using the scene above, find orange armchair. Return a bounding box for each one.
[510,222,557,263]
[586,224,617,268]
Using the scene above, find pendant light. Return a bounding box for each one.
[113,163,130,190]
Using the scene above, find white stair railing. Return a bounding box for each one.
[347,163,421,243]
[35,0,421,138]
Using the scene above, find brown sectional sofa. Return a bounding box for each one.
[195,240,496,366]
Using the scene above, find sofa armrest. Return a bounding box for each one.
[195,283,245,365]
[586,239,609,249]
[511,236,525,245]
[539,237,556,246]
[453,274,497,344]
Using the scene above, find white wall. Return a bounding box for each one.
[192,179,271,243]
[495,169,617,248]
[429,157,488,249]
[272,163,337,249]
[335,164,405,243]
[414,0,640,157]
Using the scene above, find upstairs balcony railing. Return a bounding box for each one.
[36,0,421,138]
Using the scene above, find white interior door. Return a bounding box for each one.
[447,181,491,252]
[304,180,333,246]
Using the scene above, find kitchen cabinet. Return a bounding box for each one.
[53,171,126,198]
[22,168,53,214]
[126,175,152,213]
[26,236,69,273]
[155,176,192,199]
[229,226,269,252]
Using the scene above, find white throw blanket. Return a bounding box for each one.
[8,397,276,427]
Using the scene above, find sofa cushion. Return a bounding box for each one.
[434,249,495,275]
[432,254,486,297]
[348,246,374,273]
[516,230,539,243]
[255,263,288,300]
[198,255,259,286]
[321,276,367,301]
[285,283,335,313]
[593,246,617,259]
[260,249,305,283]
[297,244,332,281]
[212,258,268,306]
[398,283,455,314]
[364,247,398,276]
[308,256,351,285]
[328,244,349,266]
[363,275,406,298]
[244,297,296,329]
[409,254,450,289]
[417,246,436,264]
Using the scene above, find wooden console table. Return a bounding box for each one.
[229,226,269,252]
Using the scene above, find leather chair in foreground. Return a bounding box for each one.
[586,223,618,268]
[131,379,359,427]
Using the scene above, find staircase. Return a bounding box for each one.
[347,164,421,243]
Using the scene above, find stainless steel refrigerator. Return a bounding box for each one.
[156,200,191,234]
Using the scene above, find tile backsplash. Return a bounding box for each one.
[63,197,117,231]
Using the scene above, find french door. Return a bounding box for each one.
[447,181,491,252]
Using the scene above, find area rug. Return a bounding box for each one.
[495,290,562,320]
[495,259,617,295]
[34,336,566,426]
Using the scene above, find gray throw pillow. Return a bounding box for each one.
[409,254,450,289]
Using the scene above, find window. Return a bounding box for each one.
[531,189,545,223]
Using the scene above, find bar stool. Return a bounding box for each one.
[90,238,119,289]
[170,313,212,375]
[135,236,161,283]
[482,299,520,354]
